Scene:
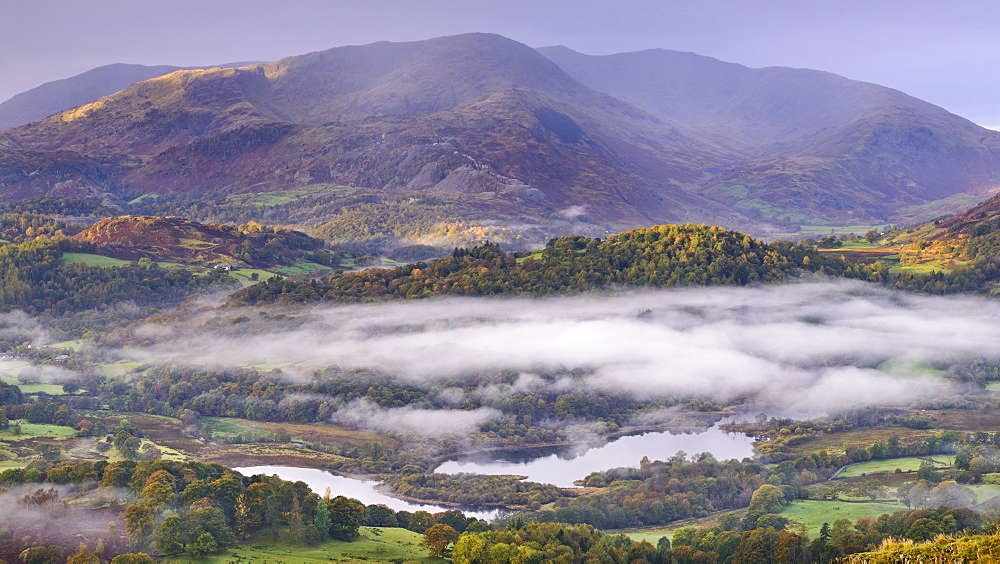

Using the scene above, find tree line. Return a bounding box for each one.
[226,224,902,307]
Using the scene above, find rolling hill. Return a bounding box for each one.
[70,215,331,269]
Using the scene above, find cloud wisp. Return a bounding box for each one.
[333,399,502,437]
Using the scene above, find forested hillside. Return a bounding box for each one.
[230,224,874,305]
[0,238,232,316]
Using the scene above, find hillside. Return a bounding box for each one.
[935,191,1000,242]
[538,46,1000,224]
[1,34,999,243]
[862,192,1000,273]
[2,34,742,235]
[0,237,232,316]
[71,215,331,268]
[0,61,258,129]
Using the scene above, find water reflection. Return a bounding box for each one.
[435,427,756,488]
[233,465,497,520]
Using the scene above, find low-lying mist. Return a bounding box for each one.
[121,279,999,428]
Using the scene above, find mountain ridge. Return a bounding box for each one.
[1,33,998,242]
[537,45,1000,223]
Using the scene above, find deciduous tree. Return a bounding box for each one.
[422,523,460,557]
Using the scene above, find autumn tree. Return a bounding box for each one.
[121,436,142,459]
[124,504,154,549]
[408,510,435,534]
[185,501,237,549]
[235,493,253,538]
[140,469,177,509]
[110,554,155,564]
[423,523,460,557]
[36,443,60,461]
[928,481,978,509]
[67,543,101,564]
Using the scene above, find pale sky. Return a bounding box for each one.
[3,0,1000,127]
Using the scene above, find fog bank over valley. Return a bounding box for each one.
[116,280,1000,426]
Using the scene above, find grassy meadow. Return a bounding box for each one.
[193,527,435,563]
[780,500,906,536]
[838,455,953,478]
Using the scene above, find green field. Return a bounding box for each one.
[247,361,310,372]
[969,484,1000,503]
[624,528,675,545]
[47,339,84,351]
[1,359,96,394]
[128,193,159,204]
[193,527,435,563]
[224,184,358,207]
[781,500,906,536]
[893,262,949,274]
[0,374,68,395]
[62,253,132,267]
[622,499,909,543]
[0,361,29,372]
[201,417,259,438]
[838,456,953,478]
[0,421,77,438]
[96,360,144,378]
[226,268,280,287]
[64,252,190,270]
[874,358,944,377]
[271,260,335,277]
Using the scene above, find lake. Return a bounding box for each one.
[234,426,755,517]
[434,426,756,488]
[232,465,498,519]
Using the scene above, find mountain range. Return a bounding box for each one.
[1,33,998,242]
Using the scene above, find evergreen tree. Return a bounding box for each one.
[314,497,331,541]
